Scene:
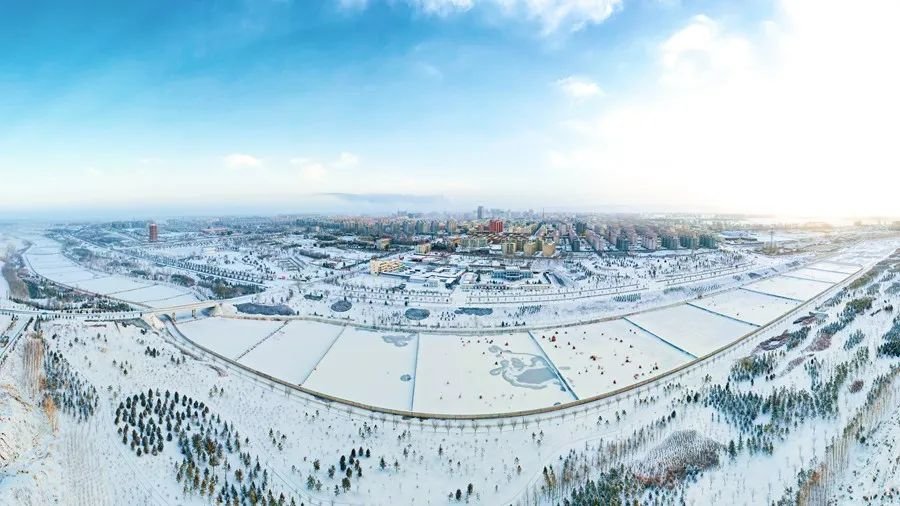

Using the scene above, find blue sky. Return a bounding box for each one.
[1,0,897,218]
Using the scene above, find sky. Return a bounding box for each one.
[0,0,898,219]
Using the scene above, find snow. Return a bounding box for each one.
[302,327,418,411]
[412,332,574,415]
[141,294,201,308]
[75,276,153,295]
[743,274,835,301]
[176,317,283,359]
[238,320,344,384]
[809,261,861,274]
[534,319,692,399]
[124,284,197,303]
[789,267,851,284]
[2,229,898,505]
[689,289,801,326]
[625,304,758,357]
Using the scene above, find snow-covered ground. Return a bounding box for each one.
[412,331,575,414]
[743,274,836,301]
[689,288,801,326]
[302,327,418,411]
[625,304,759,357]
[177,317,283,359]
[535,319,692,399]
[23,237,200,307]
[237,320,344,384]
[3,229,900,505]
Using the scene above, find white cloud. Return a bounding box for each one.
[223,153,262,169]
[659,15,755,87]
[334,152,360,168]
[497,0,623,34]
[546,1,900,217]
[555,76,604,99]
[291,152,360,181]
[342,0,621,34]
[300,162,327,181]
[407,0,474,15]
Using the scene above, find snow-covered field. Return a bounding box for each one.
[742,274,835,301]
[76,276,153,295]
[535,319,692,399]
[689,289,800,326]
[625,304,759,357]
[24,241,200,307]
[123,284,193,303]
[809,261,862,274]
[302,327,418,411]
[176,317,283,359]
[789,267,851,284]
[412,331,575,415]
[237,320,344,384]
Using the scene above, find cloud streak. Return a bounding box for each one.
[339,0,622,34]
[223,153,262,169]
[555,76,604,99]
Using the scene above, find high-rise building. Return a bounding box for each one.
[148,222,159,242]
[489,219,504,234]
[542,241,556,257]
[477,206,485,220]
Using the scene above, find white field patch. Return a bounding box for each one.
[787,267,849,284]
[32,265,98,283]
[302,327,418,411]
[26,253,97,283]
[534,319,691,400]
[125,284,197,303]
[0,314,12,334]
[625,304,758,358]
[142,294,201,308]
[412,332,573,415]
[177,317,283,359]
[808,261,861,274]
[743,275,833,301]
[689,289,800,326]
[74,276,153,296]
[238,320,344,385]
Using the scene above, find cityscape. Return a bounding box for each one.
[2,1,900,506]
